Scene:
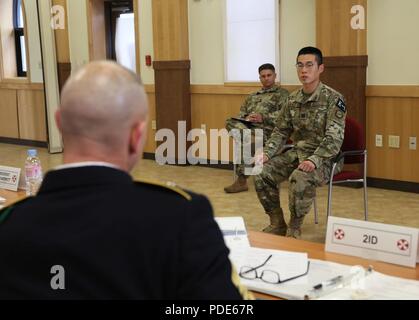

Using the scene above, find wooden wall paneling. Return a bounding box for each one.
[190,84,299,96]
[366,86,419,98]
[153,60,191,163]
[152,0,190,162]
[191,93,247,162]
[0,89,19,138]
[321,56,368,129]
[17,89,47,142]
[152,0,189,61]
[57,62,71,93]
[316,0,367,56]
[0,82,43,90]
[321,56,368,177]
[367,97,419,183]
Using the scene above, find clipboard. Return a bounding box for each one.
[230,117,254,125]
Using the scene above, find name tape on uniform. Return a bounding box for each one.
[325,217,419,268]
[0,165,21,191]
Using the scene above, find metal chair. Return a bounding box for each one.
[313,116,368,223]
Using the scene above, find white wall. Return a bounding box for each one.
[23,0,43,83]
[188,0,225,84]
[368,0,419,85]
[66,0,89,73]
[188,0,315,85]
[138,0,155,84]
[279,0,316,85]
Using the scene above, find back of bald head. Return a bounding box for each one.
[59,61,148,147]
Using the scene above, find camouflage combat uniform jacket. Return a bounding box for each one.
[264,82,346,170]
[230,85,289,142]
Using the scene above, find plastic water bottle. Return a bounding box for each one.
[25,149,43,196]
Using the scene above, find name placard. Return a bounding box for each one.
[325,217,419,268]
[0,165,21,191]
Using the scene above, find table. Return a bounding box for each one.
[248,230,419,299]
[0,189,26,208]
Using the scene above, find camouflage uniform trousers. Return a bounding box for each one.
[226,118,268,177]
[254,150,333,218]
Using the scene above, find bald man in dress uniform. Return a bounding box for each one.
[0,61,251,300]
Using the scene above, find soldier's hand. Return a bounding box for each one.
[298,160,315,172]
[255,152,269,165]
[246,113,263,123]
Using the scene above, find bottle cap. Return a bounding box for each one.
[27,149,37,157]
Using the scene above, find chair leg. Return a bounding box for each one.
[363,180,368,221]
[327,162,338,219]
[363,151,368,221]
[313,196,318,224]
[327,181,333,218]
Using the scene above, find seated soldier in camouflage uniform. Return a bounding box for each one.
[224,63,289,193]
[255,47,346,238]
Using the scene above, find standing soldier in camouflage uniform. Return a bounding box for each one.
[254,47,346,238]
[224,63,289,193]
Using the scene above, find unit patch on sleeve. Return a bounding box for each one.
[336,98,346,113]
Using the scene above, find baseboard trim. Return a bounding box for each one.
[367,178,419,194]
[143,152,156,161]
[0,137,48,148]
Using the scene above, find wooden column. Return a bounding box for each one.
[317,0,368,177]
[316,0,367,57]
[152,0,189,61]
[316,0,368,129]
[52,0,71,92]
[152,0,190,163]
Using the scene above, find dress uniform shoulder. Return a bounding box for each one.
[134,178,192,201]
[0,196,31,224]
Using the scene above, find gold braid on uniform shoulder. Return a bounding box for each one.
[0,196,31,224]
[134,178,192,201]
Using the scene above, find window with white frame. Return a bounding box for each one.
[14,0,26,77]
[225,0,278,82]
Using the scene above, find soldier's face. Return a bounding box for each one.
[296,54,324,86]
[259,69,276,89]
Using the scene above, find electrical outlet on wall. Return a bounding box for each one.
[388,135,400,148]
[375,134,383,147]
[409,137,417,150]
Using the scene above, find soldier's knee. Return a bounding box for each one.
[254,173,265,189]
[254,165,271,186]
[289,169,313,192]
[289,168,305,183]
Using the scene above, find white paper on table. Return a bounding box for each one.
[214,217,251,250]
[318,270,419,300]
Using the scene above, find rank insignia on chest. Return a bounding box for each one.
[300,113,307,119]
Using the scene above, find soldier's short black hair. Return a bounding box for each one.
[297,47,323,65]
[258,63,275,74]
